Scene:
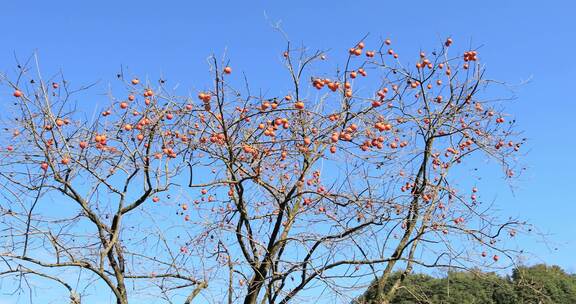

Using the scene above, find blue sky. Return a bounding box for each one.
[1,0,575,302]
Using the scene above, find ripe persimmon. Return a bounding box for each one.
[198,92,211,103]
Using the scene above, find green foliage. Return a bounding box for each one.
[513,265,576,304]
[357,264,576,304]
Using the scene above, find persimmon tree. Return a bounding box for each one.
[0,63,210,303]
[0,37,528,304]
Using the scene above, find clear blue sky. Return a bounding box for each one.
[1,0,575,302]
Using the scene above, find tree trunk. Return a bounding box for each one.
[115,283,128,304]
[70,292,81,304]
[244,278,264,304]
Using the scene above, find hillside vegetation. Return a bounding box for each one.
[357,264,576,304]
